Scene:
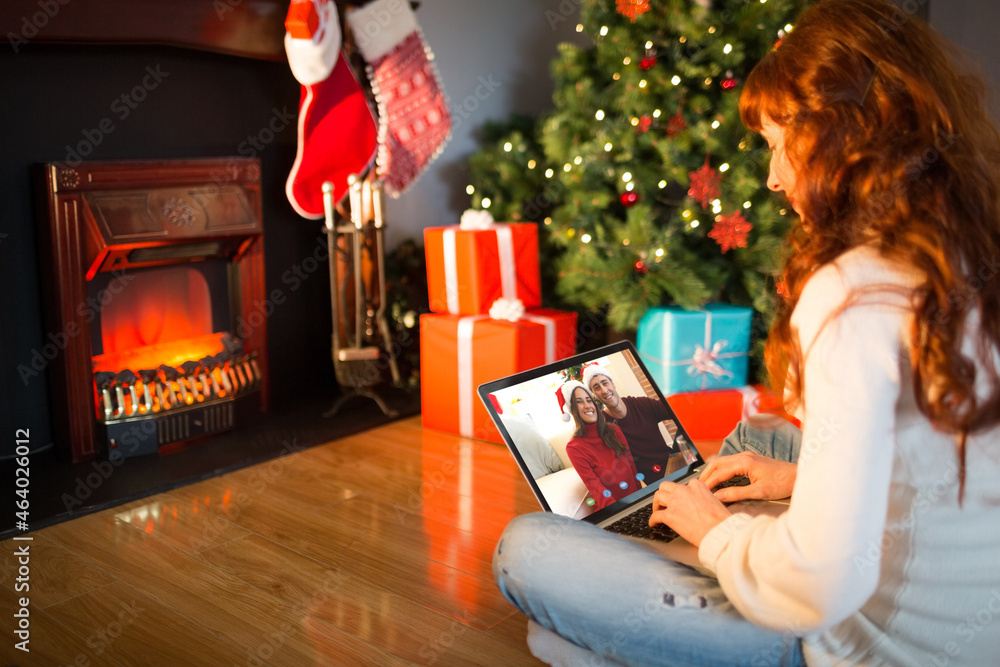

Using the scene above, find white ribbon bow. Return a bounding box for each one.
[688,339,734,380]
[489,297,525,321]
[459,208,494,230]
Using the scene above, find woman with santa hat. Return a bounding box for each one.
[557,380,640,511]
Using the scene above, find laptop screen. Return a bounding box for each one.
[478,341,704,522]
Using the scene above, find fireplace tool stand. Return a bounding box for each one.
[321,175,399,418]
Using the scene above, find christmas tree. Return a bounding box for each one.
[466,0,810,368]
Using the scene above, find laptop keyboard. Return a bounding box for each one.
[605,475,751,542]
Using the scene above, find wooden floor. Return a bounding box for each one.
[0,417,548,666]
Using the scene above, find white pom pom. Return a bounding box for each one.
[460,208,495,230]
[561,412,571,422]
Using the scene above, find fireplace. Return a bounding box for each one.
[37,158,269,462]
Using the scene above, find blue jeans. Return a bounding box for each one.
[493,417,805,667]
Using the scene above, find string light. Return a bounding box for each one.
[708,26,716,34]
[581,233,592,243]
[630,117,639,126]
[743,201,752,209]
[466,185,475,194]
[503,142,512,152]
[623,239,630,246]
[623,57,631,65]
[482,197,492,208]
[600,25,608,35]
[671,75,681,85]
[545,168,554,178]
[719,163,730,171]
[724,43,733,54]
[604,142,613,151]
[682,209,692,218]
[574,155,583,165]
[527,160,536,169]
[639,79,647,88]
[596,109,605,120]
[691,220,700,228]
[658,180,667,188]
[784,23,794,32]
[625,182,635,191]
[613,72,621,80]
[563,163,572,172]
[544,217,552,225]
[712,120,721,129]
[645,41,653,49]
[576,24,584,32]
[653,109,661,118]
[655,248,664,257]
[622,172,632,182]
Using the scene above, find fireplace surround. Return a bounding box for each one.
[36,157,270,462]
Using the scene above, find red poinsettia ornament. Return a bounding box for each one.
[616,0,651,22]
[688,160,721,208]
[636,115,652,133]
[639,56,657,70]
[708,211,753,252]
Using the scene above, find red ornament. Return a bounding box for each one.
[634,260,648,274]
[620,191,640,207]
[721,71,738,90]
[636,115,653,134]
[666,109,686,137]
[615,0,651,22]
[639,56,657,70]
[688,161,722,207]
[776,280,789,298]
[708,212,753,252]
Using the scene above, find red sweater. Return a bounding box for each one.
[565,423,640,510]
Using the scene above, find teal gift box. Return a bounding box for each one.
[636,304,752,394]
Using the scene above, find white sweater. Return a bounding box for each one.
[699,246,1000,666]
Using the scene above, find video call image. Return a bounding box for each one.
[488,349,699,519]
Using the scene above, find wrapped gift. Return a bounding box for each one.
[424,216,541,315]
[420,307,576,443]
[637,304,752,395]
[667,389,745,442]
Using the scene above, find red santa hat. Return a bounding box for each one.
[581,362,612,392]
[555,380,588,422]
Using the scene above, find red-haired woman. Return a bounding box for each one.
[561,381,640,510]
[493,1,1000,664]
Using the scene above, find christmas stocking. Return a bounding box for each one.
[346,0,451,197]
[284,0,378,219]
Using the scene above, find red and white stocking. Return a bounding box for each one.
[284,0,378,219]
[347,0,451,197]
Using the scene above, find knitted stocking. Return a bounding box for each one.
[346,0,451,196]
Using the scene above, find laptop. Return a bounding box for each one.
[477,340,754,544]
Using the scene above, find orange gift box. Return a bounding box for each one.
[420,309,577,443]
[424,224,541,315]
[667,389,745,441]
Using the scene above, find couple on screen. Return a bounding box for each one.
[558,363,694,510]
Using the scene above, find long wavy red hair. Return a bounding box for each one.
[740,0,1000,497]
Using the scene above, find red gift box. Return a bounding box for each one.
[667,388,745,442]
[424,224,541,315]
[420,309,576,443]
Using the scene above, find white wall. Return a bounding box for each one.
[929,0,1000,124]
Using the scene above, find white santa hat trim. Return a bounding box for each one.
[284,1,341,86]
[556,380,588,422]
[581,363,612,392]
[346,0,419,63]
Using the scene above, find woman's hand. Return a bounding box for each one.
[649,479,731,548]
[699,451,797,503]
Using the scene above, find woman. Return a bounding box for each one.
[561,380,640,510]
[493,1,1000,665]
